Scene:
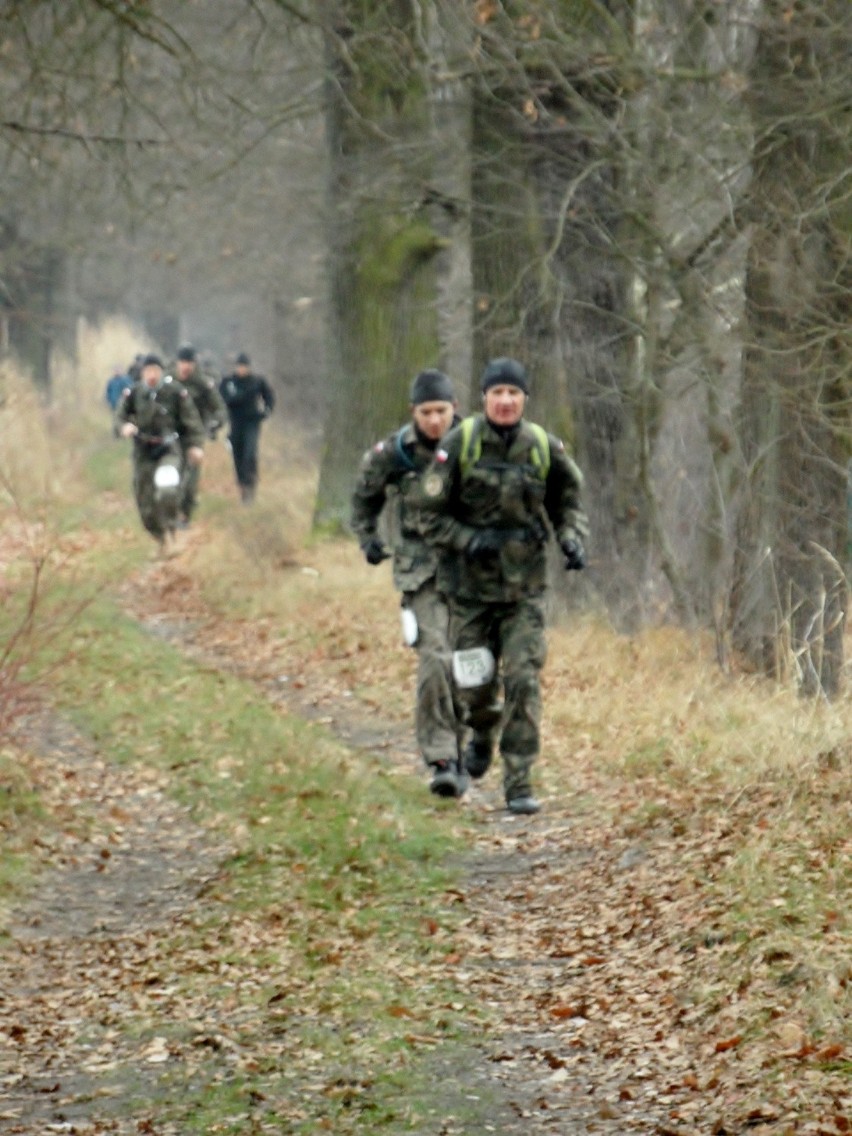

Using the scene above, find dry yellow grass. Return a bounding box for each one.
[0,362,57,506]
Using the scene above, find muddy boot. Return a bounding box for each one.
[429,759,469,799]
[463,734,493,780]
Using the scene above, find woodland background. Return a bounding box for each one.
[1,0,850,691]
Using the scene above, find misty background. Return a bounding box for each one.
[1,0,849,693]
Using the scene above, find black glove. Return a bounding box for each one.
[560,536,586,571]
[361,537,391,566]
[467,529,505,561]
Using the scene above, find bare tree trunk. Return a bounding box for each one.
[470,92,564,414]
[420,1,474,398]
[314,1,444,526]
[731,0,850,695]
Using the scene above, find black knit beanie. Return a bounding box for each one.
[409,369,455,405]
[480,357,529,395]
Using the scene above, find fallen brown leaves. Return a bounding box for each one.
[2,503,850,1134]
[110,524,851,1134]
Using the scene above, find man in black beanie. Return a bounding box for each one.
[115,353,205,557]
[219,352,276,503]
[168,344,227,525]
[351,369,474,799]
[419,357,588,815]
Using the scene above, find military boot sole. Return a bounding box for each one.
[507,795,541,815]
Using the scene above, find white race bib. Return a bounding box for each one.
[154,463,181,489]
[401,607,419,647]
[452,646,495,689]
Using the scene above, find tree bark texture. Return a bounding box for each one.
[731,0,851,695]
[315,0,464,525]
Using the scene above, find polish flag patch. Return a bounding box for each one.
[435,449,449,463]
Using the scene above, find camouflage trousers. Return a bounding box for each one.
[405,581,464,767]
[180,455,201,521]
[448,595,547,800]
[132,452,182,540]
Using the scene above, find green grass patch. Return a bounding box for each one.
[83,433,129,495]
[0,748,48,904]
[30,582,489,1131]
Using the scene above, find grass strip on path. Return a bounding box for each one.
[5,575,499,1134]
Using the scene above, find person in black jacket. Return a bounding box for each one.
[219,352,276,503]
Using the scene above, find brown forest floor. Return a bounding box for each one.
[1,517,850,1135]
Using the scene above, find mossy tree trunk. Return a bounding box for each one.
[314,1,470,527]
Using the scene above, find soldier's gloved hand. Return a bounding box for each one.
[467,529,505,561]
[361,537,391,566]
[560,536,586,571]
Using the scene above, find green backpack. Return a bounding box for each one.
[458,415,550,480]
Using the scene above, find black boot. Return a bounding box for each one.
[429,759,469,799]
[462,735,493,780]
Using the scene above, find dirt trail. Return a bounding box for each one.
[120,558,715,1134]
[1,549,726,1135]
[1,713,231,1135]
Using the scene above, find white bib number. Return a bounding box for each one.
[401,607,419,647]
[452,646,495,689]
[154,463,181,489]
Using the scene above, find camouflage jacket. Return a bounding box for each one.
[169,365,227,436]
[115,377,205,457]
[350,418,460,594]
[419,414,588,603]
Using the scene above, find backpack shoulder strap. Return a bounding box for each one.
[459,416,550,480]
[459,415,484,478]
[393,425,418,472]
[526,422,551,480]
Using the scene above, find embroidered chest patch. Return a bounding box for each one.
[423,473,444,498]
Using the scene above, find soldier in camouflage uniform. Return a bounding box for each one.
[170,344,227,525]
[351,369,474,798]
[419,358,588,813]
[116,354,206,557]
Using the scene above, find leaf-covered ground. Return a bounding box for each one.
[1,505,850,1134]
